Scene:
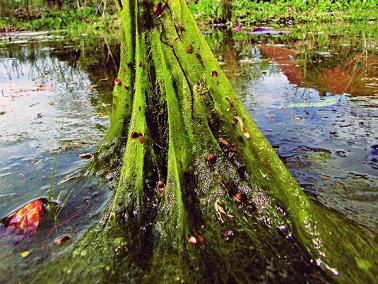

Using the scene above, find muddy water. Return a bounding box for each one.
[0,22,377,278]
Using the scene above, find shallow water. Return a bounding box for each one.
[0,22,377,278]
[204,22,378,232]
[0,32,116,277]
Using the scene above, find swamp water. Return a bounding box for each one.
[0,22,377,281]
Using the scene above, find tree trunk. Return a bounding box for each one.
[30,0,377,283]
[223,0,232,22]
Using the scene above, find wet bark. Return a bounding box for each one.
[30,0,377,283]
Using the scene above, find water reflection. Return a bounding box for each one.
[0,33,117,273]
[0,24,377,277]
[205,23,378,231]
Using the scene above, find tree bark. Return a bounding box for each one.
[30,0,377,283]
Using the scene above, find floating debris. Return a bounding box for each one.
[79,153,93,159]
[3,199,46,237]
[248,27,291,35]
[53,235,72,246]
[20,251,31,258]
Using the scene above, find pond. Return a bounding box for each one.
[0,22,377,280]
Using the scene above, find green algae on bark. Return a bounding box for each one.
[30,0,377,283]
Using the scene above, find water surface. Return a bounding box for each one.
[0,22,377,278]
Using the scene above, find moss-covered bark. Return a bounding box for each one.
[30,0,377,283]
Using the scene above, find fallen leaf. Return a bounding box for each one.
[4,199,45,236]
[79,153,93,159]
[234,116,250,139]
[20,250,31,258]
[53,235,72,246]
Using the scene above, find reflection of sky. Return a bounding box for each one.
[217,39,378,231]
[0,43,110,218]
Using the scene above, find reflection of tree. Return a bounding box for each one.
[1,35,120,109]
[259,43,378,97]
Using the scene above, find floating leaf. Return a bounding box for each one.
[4,199,45,236]
[79,153,93,159]
[53,235,72,246]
